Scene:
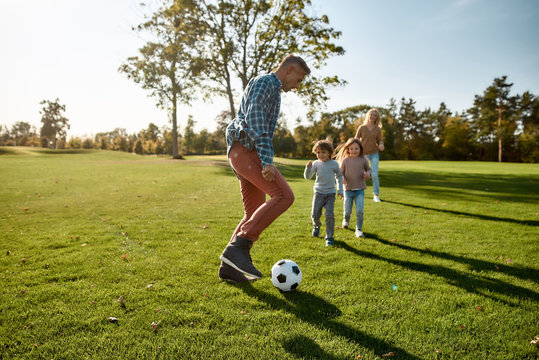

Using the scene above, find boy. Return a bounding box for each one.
[304,139,343,246]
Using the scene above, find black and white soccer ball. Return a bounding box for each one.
[271,259,302,292]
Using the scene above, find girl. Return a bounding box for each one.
[355,108,384,202]
[335,138,371,238]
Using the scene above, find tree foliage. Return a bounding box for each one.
[39,98,70,148]
[119,0,202,159]
[196,0,346,117]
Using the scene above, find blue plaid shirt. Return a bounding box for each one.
[226,73,282,168]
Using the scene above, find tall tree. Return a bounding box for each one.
[516,91,539,162]
[196,0,346,118]
[467,76,518,162]
[39,98,70,148]
[119,0,202,159]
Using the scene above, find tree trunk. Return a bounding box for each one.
[171,92,182,159]
[497,106,502,162]
[224,72,236,119]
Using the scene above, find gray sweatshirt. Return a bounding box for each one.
[304,159,344,195]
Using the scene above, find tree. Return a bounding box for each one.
[516,91,539,162]
[467,76,518,162]
[119,0,202,159]
[196,0,346,118]
[183,115,196,154]
[441,116,473,160]
[273,117,296,157]
[141,122,161,142]
[11,121,37,146]
[39,98,70,148]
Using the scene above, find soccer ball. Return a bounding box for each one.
[271,259,302,292]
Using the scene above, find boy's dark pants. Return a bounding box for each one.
[311,192,335,239]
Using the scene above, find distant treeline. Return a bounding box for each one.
[1,77,537,162]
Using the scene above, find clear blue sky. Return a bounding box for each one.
[1,0,537,137]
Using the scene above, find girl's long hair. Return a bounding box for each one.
[361,108,382,127]
[334,138,363,164]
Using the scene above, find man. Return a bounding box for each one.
[219,54,311,283]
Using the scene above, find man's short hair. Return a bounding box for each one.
[280,54,311,75]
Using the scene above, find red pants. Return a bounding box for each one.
[228,142,294,242]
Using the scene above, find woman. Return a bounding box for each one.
[355,108,384,202]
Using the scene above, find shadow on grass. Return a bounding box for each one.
[379,170,538,204]
[239,284,420,359]
[336,237,539,307]
[283,335,345,360]
[370,233,539,284]
[383,199,539,226]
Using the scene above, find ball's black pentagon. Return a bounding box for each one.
[291,282,299,290]
[277,274,287,283]
[292,266,300,275]
[277,260,286,266]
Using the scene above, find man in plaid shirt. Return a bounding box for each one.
[219,54,311,282]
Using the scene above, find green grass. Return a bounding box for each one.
[1,147,538,359]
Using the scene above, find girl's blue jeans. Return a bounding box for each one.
[343,189,364,231]
[366,152,380,195]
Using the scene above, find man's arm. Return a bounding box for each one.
[241,79,274,169]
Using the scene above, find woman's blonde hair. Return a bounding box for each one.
[334,138,363,164]
[362,108,382,128]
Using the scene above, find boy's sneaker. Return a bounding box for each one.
[342,220,349,229]
[325,237,335,246]
[355,229,364,238]
[373,195,381,203]
[312,227,320,237]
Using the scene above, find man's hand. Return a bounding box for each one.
[379,143,385,151]
[338,193,344,200]
[262,164,276,182]
[364,172,371,180]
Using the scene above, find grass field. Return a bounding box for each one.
[1,147,538,359]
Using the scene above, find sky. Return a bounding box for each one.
[1,0,538,138]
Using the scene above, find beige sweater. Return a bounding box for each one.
[340,156,371,191]
[356,125,382,155]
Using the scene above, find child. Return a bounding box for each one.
[355,108,384,202]
[304,139,343,246]
[335,138,371,238]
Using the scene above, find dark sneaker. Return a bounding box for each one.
[220,236,262,279]
[218,262,257,283]
[312,227,320,237]
[325,237,335,246]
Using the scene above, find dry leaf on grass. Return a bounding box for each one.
[151,321,160,332]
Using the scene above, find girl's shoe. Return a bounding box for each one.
[325,237,335,246]
[342,220,349,229]
[355,229,364,238]
[312,227,320,237]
